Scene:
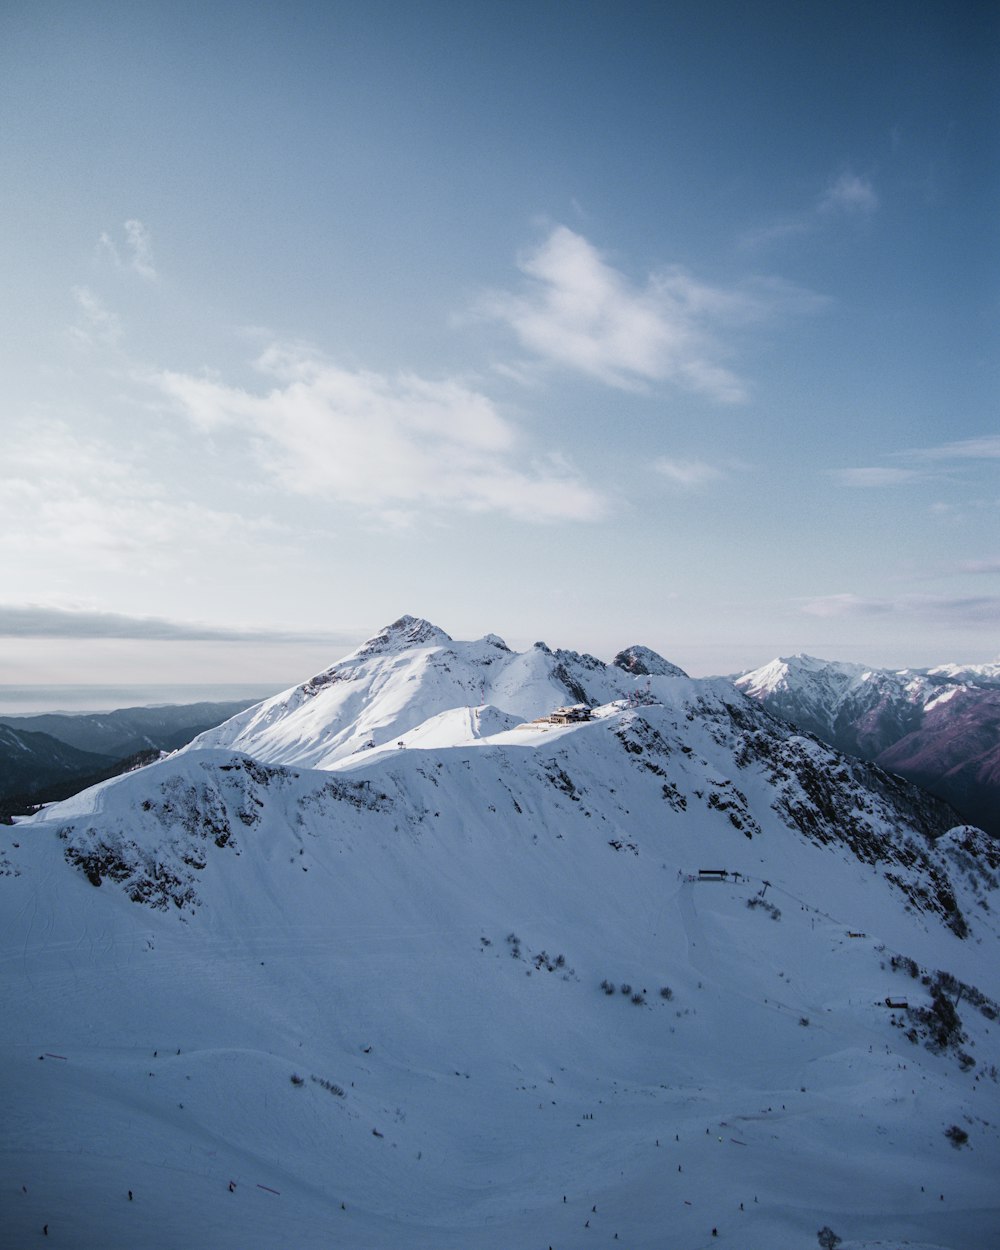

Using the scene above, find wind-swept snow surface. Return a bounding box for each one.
[3,619,999,1249]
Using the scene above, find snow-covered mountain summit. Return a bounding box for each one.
[351,613,454,656]
[185,615,689,770]
[4,620,1000,1249]
[736,652,868,698]
[734,653,925,749]
[927,660,1000,686]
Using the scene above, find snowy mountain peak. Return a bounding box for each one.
[612,645,687,678]
[181,622,698,771]
[354,614,453,657]
[741,653,866,692]
[479,632,511,651]
[927,660,1000,686]
[735,651,1000,835]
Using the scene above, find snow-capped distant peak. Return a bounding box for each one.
[735,653,866,698]
[927,661,1000,686]
[612,645,687,678]
[353,615,453,657]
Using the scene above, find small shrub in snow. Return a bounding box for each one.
[945,1124,969,1148]
[799,1017,810,1027]
[746,896,781,920]
[290,1073,305,1086]
[600,979,615,995]
[631,992,645,1005]
[659,986,673,1000]
[620,983,632,996]
[817,1228,841,1250]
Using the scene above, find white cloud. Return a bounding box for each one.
[834,433,1000,491]
[152,345,607,523]
[743,170,878,250]
[97,231,122,268]
[0,604,346,643]
[124,219,157,280]
[831,467,925,487]
[908,434,1000,461]
[802,592,999,623]
[479,225,769,400]
[69,286,122,347]
[97,219,158,280]
[819,172,879,215]
[653,457,725,488]
[801,593,891,617]
[1,422,275,574]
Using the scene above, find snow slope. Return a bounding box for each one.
[3,620,999,1250]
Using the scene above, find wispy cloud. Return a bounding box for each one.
[818,172,879,216]
[908,554,1000,581]
[744,170,878,250]
[98,219,158,280]
[0,604,344,644]
[2,422,278,572]
[478,226,818,400]
[653,457,726,488]
[69,286,122,347]
[907,434,1000,462]
[801,593,892,617]
[124,219,157,280]
[959,557,1000,575]
[151,344,607,523]
[802,592,999,623]
[831,467,925,488]
[834,432,1000,489]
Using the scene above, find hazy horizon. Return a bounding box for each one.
[0,682,287,716]
[3,632,997,716]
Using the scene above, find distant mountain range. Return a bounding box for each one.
[0,701,258,818]
[4,616,997,1247]
[733,654,1000,836]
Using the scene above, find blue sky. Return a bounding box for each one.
[1,0,997,691]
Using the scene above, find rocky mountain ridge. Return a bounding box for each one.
[734,653,1000,835]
